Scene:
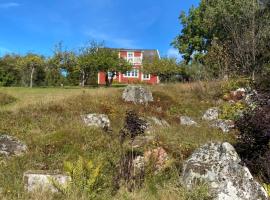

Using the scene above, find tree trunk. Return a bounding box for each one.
[81,70,85,87]
[105,73,110,87]
[30,67,35,88]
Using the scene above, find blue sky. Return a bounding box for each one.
[0,0,199,57]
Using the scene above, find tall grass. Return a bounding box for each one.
[0,82,232,199]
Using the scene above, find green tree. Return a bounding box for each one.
[19,53,45,88]
[94,48,131,86]
[77,41,131,87]
[0,54,21,86]
[173,0,270,79]
[143,56,183,82]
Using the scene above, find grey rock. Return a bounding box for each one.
[211,119,235,133]
[0,135,27,157]
[23,170,71,193]
[147,117,170,127]
[122,86,153,104]
[245,90,259,109]
[132,156,145,171]
[180,116,198,126]
[202,108,219,121]
[182,142,268,200]
[82,113,110,129]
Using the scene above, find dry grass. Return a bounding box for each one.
[0,82,233,199]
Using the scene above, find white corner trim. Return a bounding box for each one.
[98,72,100,84]
[157,49,161,59]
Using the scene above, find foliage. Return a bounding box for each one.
[119,110,148,144]
[221,78,251,94]
[0,54,21,86]
[52,156,102,198]
[143,56,184,82]
[219,102,246,120]
[93,48,131,86]
[18,53,46,87]
[263,183,270,197]
[235,104,270,183]
[173,0,270,79]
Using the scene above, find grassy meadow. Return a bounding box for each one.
[0,82,235,200]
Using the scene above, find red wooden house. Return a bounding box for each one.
[98,48,160,85]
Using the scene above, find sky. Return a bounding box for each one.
[0,0,199,58]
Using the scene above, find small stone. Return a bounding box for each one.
[122,86,154,104]
[202,108,219,121]
[82,113,110,129]
[180,116,198,126]
[211,119,235,133]
[147,117,170,127]
[0,134,27,157]
[23,170,71,193]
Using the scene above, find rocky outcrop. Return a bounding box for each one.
[82,113,110,129]
[122,86,154,104]
[180,116,198,126]
[0,135,27,157]
[23,170,71,193]
[182,142,268,200]
[202,108,219,121]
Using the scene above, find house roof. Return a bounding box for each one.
[104,48,160,61]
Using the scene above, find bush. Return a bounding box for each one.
[52,156,103,198]
[235,104,270,183]
[219,102,246,120]
[221,78,251,94]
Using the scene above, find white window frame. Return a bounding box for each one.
[142,73,151,80]
[124,68,139,78]
[127,52,134,64]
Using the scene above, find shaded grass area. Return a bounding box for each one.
[0,82,234,199]
[0,92,16,106]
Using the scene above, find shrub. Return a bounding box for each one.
[52,156,103,198]
[235,104,270,183]
[219,102,246,120]
[221,78,251,94]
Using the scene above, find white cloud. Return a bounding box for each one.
[0,2,20,8]
[84,29,138,48]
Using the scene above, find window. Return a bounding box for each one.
[127,52,134,64]
[143,74,151,80]
[124,69,139,78]
[108,72,116,79]
[134,57,142,65]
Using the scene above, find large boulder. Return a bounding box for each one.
[182,142,268,200]
[122,86,154,104]
[202,107,219,121]
[82,113,110,129]
[0,134,27,157]
[23,170,71,193]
